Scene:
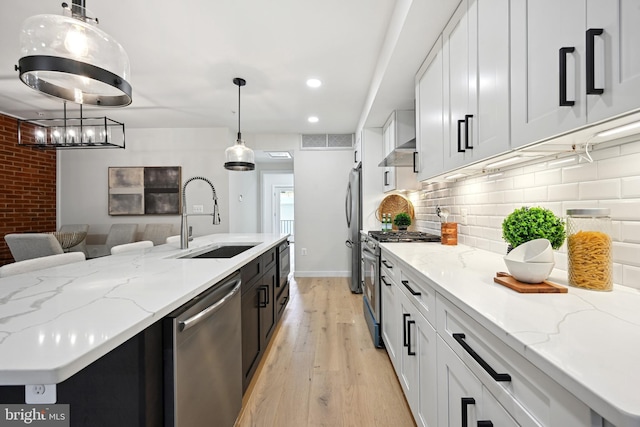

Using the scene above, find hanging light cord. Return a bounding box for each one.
[237,81,241,140]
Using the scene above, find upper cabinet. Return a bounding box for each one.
[353,130,362,167]
[416,0,510,179]
[511,0,640,148]
[382,110,420,192]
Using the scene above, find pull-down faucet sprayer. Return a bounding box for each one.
[181,176,221,249]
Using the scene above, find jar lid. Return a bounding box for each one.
[566,208,610,217]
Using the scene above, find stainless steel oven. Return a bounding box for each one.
[362,231,441,348]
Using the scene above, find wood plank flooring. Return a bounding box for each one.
[236,277,416,427]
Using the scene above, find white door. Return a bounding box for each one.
[274,186,294,240]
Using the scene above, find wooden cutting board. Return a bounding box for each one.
[494,272,567,293]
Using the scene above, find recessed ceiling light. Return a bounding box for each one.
[306,78,322,88]
[308,116,319,123]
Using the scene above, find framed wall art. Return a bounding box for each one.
[108,166,181,215]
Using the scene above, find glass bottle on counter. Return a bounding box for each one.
[566,208,612,291]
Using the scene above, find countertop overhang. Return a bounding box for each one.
[0,233,288,386]
[380,242,640,427]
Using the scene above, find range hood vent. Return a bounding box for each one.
[378,138,416,167]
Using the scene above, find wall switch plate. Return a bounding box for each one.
[25,384,56,404]
[193,205,204,213]
[460,208,468,225]
[301,248,307,256]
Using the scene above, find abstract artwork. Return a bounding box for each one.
[108,166,181,215]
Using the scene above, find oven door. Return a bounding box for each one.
[362,245,382,347]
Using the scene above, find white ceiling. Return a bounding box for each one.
[0,0,458,135]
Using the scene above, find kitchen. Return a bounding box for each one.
[1,0,640,426]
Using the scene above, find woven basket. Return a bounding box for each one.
[376,194,415,222]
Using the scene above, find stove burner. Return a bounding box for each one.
[367,231,441,243]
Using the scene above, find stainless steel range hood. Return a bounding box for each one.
[378,138,416,167]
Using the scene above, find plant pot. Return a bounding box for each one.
[398,226,408,231]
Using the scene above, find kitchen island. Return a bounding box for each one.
[382,242,640,427]
[0,233,287,387]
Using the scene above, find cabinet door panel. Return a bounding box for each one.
[241,285,261,391]
[511,0,586,148]
[381,274,399,371]
[415,310,437,427]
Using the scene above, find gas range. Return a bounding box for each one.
[367,230,441,243]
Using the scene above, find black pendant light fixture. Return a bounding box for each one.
[224,77,255,171]
[15,0,132,107]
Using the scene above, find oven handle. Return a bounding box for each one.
[362,247,378,263]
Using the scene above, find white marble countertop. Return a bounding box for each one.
[0,233,287,386]
[381,242,640,427]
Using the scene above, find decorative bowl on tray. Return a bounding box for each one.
[50,231,87,249]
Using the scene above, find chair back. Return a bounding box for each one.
[105,224,138,250]
[0,252,85,277]
[4,233,64,262]
[59,224,90,256]
[110,240,154,255]
[142,223,174,246]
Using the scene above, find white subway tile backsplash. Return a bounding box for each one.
[414,143,640,284]
[579,179,620,200]
[548,183,579,201]
[621,177,640,198]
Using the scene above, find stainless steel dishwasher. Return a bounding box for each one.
[163,271,242,427]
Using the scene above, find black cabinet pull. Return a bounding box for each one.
[464,114,474,149]
[412,151,418,173]
[403,313,410,347]
[407,320,416,356]
[381,260,393,269]
[354,150,358,163]
[257,286,267,308]
[384,170,390,186]
[477,421,493,427]
[457,119,466,152]
[402,279,421,296]
[381,276,391,287]
[559,47,576,106]
[453,333,512,382]
[461,397,476,427]
[586,28,604,95]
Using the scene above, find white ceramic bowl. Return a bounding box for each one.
[506,239,554,263]
[503,257,555,283]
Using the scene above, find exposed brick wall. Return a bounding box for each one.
[0,113,57,265]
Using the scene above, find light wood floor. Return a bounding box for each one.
[236,277,416,427]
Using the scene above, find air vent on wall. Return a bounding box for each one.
[301,134,354,150]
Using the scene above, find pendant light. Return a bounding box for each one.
[16,0,132,107]
[224,77,255,171]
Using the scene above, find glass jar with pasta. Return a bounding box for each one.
[566,208,612,291]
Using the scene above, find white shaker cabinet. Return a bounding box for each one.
[381,255,399,371]
[511,0,640,149]
[382,111,420,192]
[415,0,510,180]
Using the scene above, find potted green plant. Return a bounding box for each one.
[502,206,566,250]
[393,212,412,230]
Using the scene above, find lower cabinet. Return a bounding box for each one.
[241,246,287,393]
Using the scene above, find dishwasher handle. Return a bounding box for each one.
[179,278,242,332]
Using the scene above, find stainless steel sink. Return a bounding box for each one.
[176,244,257,259]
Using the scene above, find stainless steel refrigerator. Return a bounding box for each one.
[345,164,362,293]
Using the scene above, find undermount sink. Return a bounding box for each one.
[177,244,257,259]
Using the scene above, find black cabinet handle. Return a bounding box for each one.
[457,119,466,152]
[407,320,416,356]
[403,313,410,347]
[384,170,390,186]
[381,260,393,269]
[412,151,418,173]
[381,276,391,287]
[257,286,267,308]
[464,115,474,149]
[453,333,512,382]
[477,422,493,427]
[402,279,421,296]
[559,47,576,106]
[354,150,358,163]
[461,397,476,427]
[586,28,604,95]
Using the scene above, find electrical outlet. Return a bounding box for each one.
[301,248,307,256]
[25,384,56,404]
[460,208,468,225]
[193,204,204,213]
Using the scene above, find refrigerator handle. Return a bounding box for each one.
[345,181,352,227]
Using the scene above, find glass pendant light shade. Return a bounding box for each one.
[224,77,255,171]
[17,2,132,106]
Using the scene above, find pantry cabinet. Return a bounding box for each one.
[511,0,640,148]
